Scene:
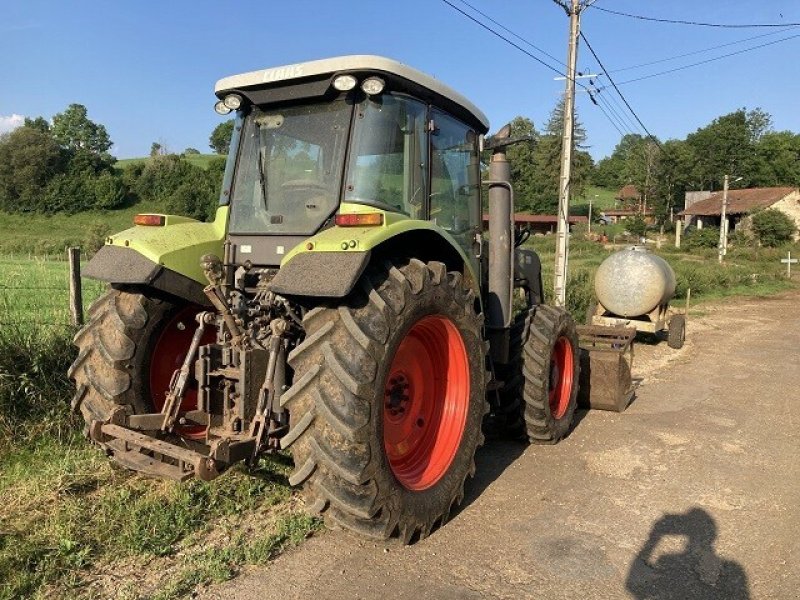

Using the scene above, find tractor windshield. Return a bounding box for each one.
[228,100,352,235]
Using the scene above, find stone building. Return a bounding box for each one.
[679,187,800,240]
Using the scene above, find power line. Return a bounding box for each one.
[611,26,799,73]
[439,0,567,77]
[579,31,662,148]
[454,0,565,68]
[591,5,800,28]
[439,0,633,138]
[593,89,638,136]
[610,32,800,86]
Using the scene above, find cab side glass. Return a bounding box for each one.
[430,110,480,250]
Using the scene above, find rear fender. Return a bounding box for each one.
[267,205,479,300]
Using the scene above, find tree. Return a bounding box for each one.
[0,126,66,212]
[184,147,201,155]
[751,209,795,247]
[51,104,112,154]
[751,131,800,187]
[150,142,163,157]
[23,116,50,133]
[209,120,234,154]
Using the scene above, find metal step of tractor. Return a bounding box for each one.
[90,422,219,481]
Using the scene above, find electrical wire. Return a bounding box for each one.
[439,0,567,77]
[610,26,799,73]
[591,5,800,28]
[610,32,800,86]
[579,31,662,148]
[439,0,635,139]
[454,0,566,68]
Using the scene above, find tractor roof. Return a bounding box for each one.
[215,55,489,133]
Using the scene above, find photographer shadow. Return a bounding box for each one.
[626,508,750,600]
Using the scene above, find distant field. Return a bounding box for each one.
[0,200,167,256]
[116,153,222,170]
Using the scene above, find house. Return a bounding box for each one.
[482,213,588,235]
[615,184,641,209]
[599,208,655,225]
[679,187,800,240]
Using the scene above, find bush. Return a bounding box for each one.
[751,209,796,247]
[625,216,647,237]
[684,226,719,250]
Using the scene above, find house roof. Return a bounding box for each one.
[679,187,796,216]
[601,209,653,217]
[482,213,588,224]
[616,184,640,200]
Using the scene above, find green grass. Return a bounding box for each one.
[572,185,619,216]
[0,258,319,600]
[116,154,221,170]
[0,201,168,256]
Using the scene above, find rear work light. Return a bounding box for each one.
[335,213,384,227]
[134,214,166,226]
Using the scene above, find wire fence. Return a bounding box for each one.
[0,251,105,330]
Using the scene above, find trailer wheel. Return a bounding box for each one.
[69,289,212,439]
[668,314,686,349]
[282,259,487,542]
[495,305,579,443]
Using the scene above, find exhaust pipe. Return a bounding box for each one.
[485,125,515,364]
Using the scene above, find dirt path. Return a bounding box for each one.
[201,291,800,600]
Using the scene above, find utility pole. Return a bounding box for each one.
[552,0,584,307]
[718,174,729,263]
[588,194,597,234]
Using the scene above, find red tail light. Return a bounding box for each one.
[134,214,166,226]
[334,213,384,227]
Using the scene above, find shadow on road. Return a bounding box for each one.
[626,507,750,600]
[458,439,526,511]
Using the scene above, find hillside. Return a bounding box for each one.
[0,201,167,256]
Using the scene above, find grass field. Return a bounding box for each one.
[0,259,319,600]
[0,201,168,257]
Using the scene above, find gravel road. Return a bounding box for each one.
[201,290,799,600]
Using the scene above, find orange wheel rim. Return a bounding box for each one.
[383,315,470,491]
[548,336,574,420]
[149,306,215,439]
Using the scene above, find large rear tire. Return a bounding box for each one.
[493,305,580,443]
[69,289,210,437]
[281,259,488,542]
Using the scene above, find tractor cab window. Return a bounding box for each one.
[345,94,428,218]
[430,110,480,252]
[229,100,352,235]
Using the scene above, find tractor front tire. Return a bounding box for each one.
[495,305,580,443]
[281,259,487,542]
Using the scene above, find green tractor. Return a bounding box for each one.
[71,56,579,541]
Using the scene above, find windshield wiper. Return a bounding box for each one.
[258,146,269,211]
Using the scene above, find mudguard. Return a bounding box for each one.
[83,245,210,306]
[268,204,479,299]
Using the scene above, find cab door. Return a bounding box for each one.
[429,109,483,277]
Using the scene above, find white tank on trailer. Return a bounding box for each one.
[594,247,676,318]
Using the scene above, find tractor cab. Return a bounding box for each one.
[213,56,489,274]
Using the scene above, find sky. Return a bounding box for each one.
[1,0,798,160]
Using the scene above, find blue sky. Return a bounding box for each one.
[1,0,798,160]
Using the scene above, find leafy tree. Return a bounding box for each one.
[51,104,112,154]
[23,116,50,133]
[150,142,163,157]
[751,209,795,247]
[184,147,201,155]
[209,120,234,154]
[751,131,800,186]
[0,126,66,212]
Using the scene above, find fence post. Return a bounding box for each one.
[68,246,83,327]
